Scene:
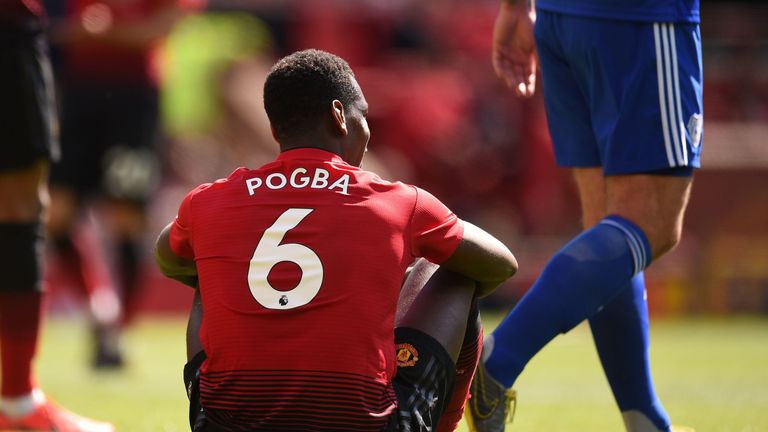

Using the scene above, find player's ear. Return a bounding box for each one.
[331,100,348,136]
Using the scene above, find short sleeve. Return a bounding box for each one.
[169,185,207,259]
[410,187,464,264]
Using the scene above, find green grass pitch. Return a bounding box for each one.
[35,315,768,431]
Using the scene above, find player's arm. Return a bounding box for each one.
[155,222,198,289]
[493,0,537,96]
[439,221,518,297]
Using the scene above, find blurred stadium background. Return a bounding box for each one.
[38,0,767,430]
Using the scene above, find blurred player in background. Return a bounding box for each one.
[0,1,115,430]
[467,0,702,431]
[45,0,201,368]
[156,49,518,431]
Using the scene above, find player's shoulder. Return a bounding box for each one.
[355,168,420,196]
[185,167,249,198]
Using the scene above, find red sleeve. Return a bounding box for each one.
[409,186,464,264]
[169,184,207,259]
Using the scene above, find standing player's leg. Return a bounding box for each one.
[470,172,689,432]
[469,13,701,432]
[0,20,53,420]
[0,168,117,432]
[590,274,672,430]
[604,173,692,431]
[391,259,481,432]
[98,84,162,359]
[48,187,126,368]
[48,201,124,367]
[476,31,664,410]
[0,24,114,430]
[576,168,672,430]
[48,78,128,369]
[0,163,48,422]
[102,202,149,329]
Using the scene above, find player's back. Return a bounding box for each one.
[174,148,461,430]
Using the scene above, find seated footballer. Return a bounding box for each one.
[155,49,518,432]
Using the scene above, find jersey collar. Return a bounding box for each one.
[277,148,347,164]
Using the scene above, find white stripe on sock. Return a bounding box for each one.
[600,220,647,275]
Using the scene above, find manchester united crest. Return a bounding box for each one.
[395,343,419,367]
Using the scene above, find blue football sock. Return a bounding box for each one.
[484,215,651,388]
[590,273,671,431]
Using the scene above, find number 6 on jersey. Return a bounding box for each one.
[248,208,324,310]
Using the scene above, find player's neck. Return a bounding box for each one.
[280,141,345,161]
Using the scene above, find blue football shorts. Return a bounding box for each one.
[534,10,703,176]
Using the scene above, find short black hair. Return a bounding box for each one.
[263,49,359,140]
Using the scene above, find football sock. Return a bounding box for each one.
[590,273,671,431]
[0,223,44,292]
[0,292,43,399]
[484,215,652,387]
[52,231,110,299]
[435,301,481,432]
[0,391,37,418]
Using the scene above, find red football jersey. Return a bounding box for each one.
[170,148,464,430]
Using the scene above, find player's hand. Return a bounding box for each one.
[492,2,537,97]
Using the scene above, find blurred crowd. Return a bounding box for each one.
[40,0,768,358]
[155,0,582,236]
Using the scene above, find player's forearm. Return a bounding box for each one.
[476,280,506,297]
[156,256,198,288]
[440,222,518,296]
[155,224,198,288]
[167,273,199,289]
